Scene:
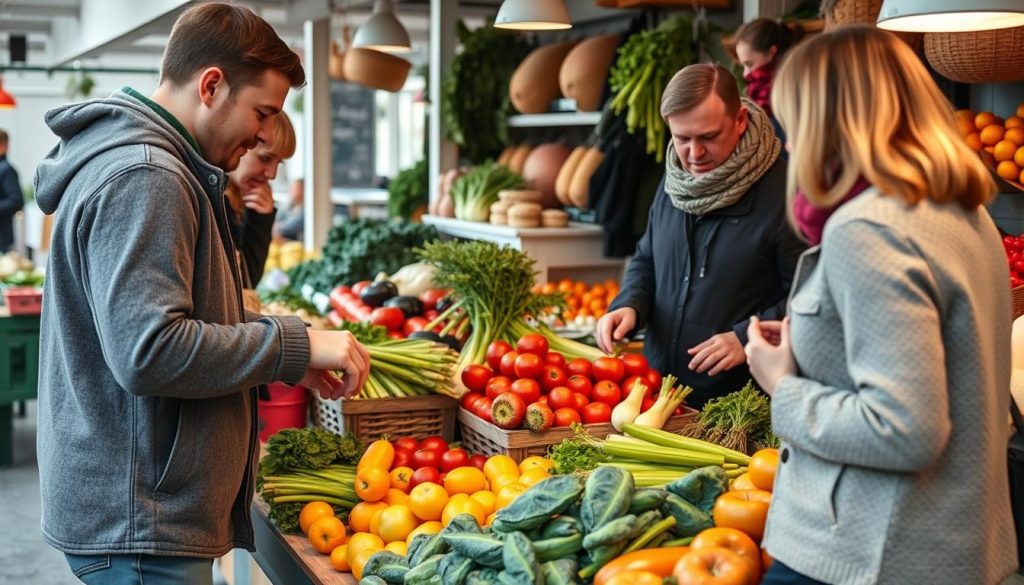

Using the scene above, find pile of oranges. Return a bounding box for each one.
[958,104,1024,184]
[535,278,620,321]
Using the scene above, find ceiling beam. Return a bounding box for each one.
[0,18,52,34]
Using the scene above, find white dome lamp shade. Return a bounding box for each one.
[878,0,1024,32]
[353,0,411,53]
[494,0,572,31]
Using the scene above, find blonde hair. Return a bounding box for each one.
[226,111,297,217]
[661,63,741,120]
[771,25,994,219]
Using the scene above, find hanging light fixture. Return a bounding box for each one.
[0,77,15,109]
[878,0,1024,32]
[494,0,572,31]
[352,0,411,53]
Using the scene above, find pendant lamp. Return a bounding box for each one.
[0,78,15,109]
[353,0,411,53]
[878,0,1024,32]
[494,0,572,31]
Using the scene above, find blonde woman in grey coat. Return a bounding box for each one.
[745,25,1019,585]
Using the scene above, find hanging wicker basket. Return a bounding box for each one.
[924,26,1024,84]
[822,0,923,53]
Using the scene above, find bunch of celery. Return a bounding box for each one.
[359,338,460,399]
[450,161,525,222]
[601,423,751,487]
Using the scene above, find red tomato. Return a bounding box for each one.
[553,407,582,427]
[499,351,521,378]
[420,436,448,453]
[470,454,487,471]
[418,289,449,312]
[370,306,405,331]
[543,351,567,369]
[402,316,429,336]
[440,448,470,472]
[516,333,550,356]
[411,448,441,470]
[540,365,569,391]
[387,331,406,340]
[472,396,493,422]
[510,378,542,405]
[644,369,663,391]
[394,437,420,453]
[392,449,411,469]
[424,309,440,321]
[592,380,622,406]
[641,395,657,413]
[351,280,373,295]
[621,354,650,377]
[1015,259,1024,274]
[566,375,593,398]
[326,310,345,329]
[582,401,612,424]
[409,466,442,489]
[572,392,590,410]
[593,356,626,384]
[514,353,544,379]
[486,376,513,401]
[621,375,647,397]
[547,386,576,410]
[538,395,549,406]
[460,392,485,411]
[567,358,593,379]
[486,341,513,371]
[461,364,493,393]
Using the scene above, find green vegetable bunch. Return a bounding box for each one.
[682,381,779,453]
[258,287,320,316]
[387,159,429,221]
[450,161,526,222]
[442,21,528,164]
[286,219,439,294]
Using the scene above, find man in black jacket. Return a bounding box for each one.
[598,64,804,408]
[0,129,23,252]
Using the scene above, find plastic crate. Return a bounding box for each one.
[0,314,40,405]
[313,393,458,444]
[458,406,698,461]
[3,287,42,316]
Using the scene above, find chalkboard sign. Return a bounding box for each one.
[331,80,376,187]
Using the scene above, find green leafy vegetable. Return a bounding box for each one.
[450,161,525,222]
[548,423,610,475]
[682,382,778,453]
[257,427,363,478]
[388,159,429,221]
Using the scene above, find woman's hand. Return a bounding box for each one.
[744,316,796,395]
[243,183,275,215]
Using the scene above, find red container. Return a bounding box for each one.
[3,287,43,315]
[258,382,311,443]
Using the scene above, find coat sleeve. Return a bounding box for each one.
[607,180,664,332]
[0,164,23,215]
[733,215,806,344]
[79,165,310,399]
[241,207,276,286]
[770,219,951,472]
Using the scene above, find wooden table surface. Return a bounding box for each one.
[251,498,357,585]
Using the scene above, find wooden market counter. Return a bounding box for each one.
[251,498,357,585]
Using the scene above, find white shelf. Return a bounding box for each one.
[422,215,627,285]
[507,112,603,128]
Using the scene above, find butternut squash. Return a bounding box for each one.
[555,146,587,206]
[559,34,621,112]
[507,145,533,176]
[497,145,517,167]
[567,147,605,209]
[509,41,577,114]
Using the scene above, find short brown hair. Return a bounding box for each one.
[660,64,741,120]
[161,3,304,92]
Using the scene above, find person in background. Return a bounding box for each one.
[226,110,294,287]
[33,4,370,584]
[734,18,802,136]
[745,25,1018,585]
[273,177,304,243]
[0,129,23,252]
[596,63,805,408]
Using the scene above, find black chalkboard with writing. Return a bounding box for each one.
[331,80,376,187]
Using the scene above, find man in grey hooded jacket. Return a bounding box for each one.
[32,4,370,584]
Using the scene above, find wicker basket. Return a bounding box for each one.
[822,0,923,53]
[314,394,458,443]
[925,27,1024,84]
[458,406,698,461]
[1013,286,1024,321]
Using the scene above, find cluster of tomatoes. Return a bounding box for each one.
[459,333,669,431]
[1004,234,1024,289]
[382,435,487,490]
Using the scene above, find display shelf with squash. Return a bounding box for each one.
[507,111,603,128]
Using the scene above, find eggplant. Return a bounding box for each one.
[384,295,425,318]
[408,331,443,343]
[439,335,462,352]
[435,295,455,313]
[360,280,398,307]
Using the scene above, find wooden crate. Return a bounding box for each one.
[458,406,698,461]
[314,394,458,444]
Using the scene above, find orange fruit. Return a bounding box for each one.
[489,473,520,492]
[483,455,519,483]
[580,291,594,307]
[998,160,1021,181]
[384,488,410,506]
[986,146,996,154]
[730,472,758,491]
[1017,103,1024,118]
[1015,146,1024,167]
[965,132,983,151]
[588,298,606,312]
[957,118,976,137]
[355,467,391,502]
[308,515,348,554]
[577,308,592,318]
[956,108,975,122]
[593,308,606,319]
[541,282,557,295]
[299,501,335,535]
[442,493,487,526]
[406,520,442,544]
[1006,128,1024,146]
[329,544,350,571]
[377,504,419,543]
[566,296,581,310]
[748,448,780,492]
[1019,168,1024,185]
[495,482,530,510]
[1007,115,1024,129]
[485,512,498,526]
[349,501,388,534]
[557,279,573,293]
[408,482,449,521]
[518,467,551,488]
[369,508,384,536]
[591,284,608,298]
[385,540,408,557]
[445,467,489,495]
[390,467,414,493]
[350,549,375,580]
[573,281,588,296]
[347,532,384,568]
[980,124,1005,146]
[469,490,497,515]
[519,456,554,474]
[995,139,1019,162]
[975,111,998,130]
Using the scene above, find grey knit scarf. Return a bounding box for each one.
[664,100,781,215]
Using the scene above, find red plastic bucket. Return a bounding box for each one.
[258,382,311,443]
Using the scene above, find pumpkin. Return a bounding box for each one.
[522,143,573,208]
